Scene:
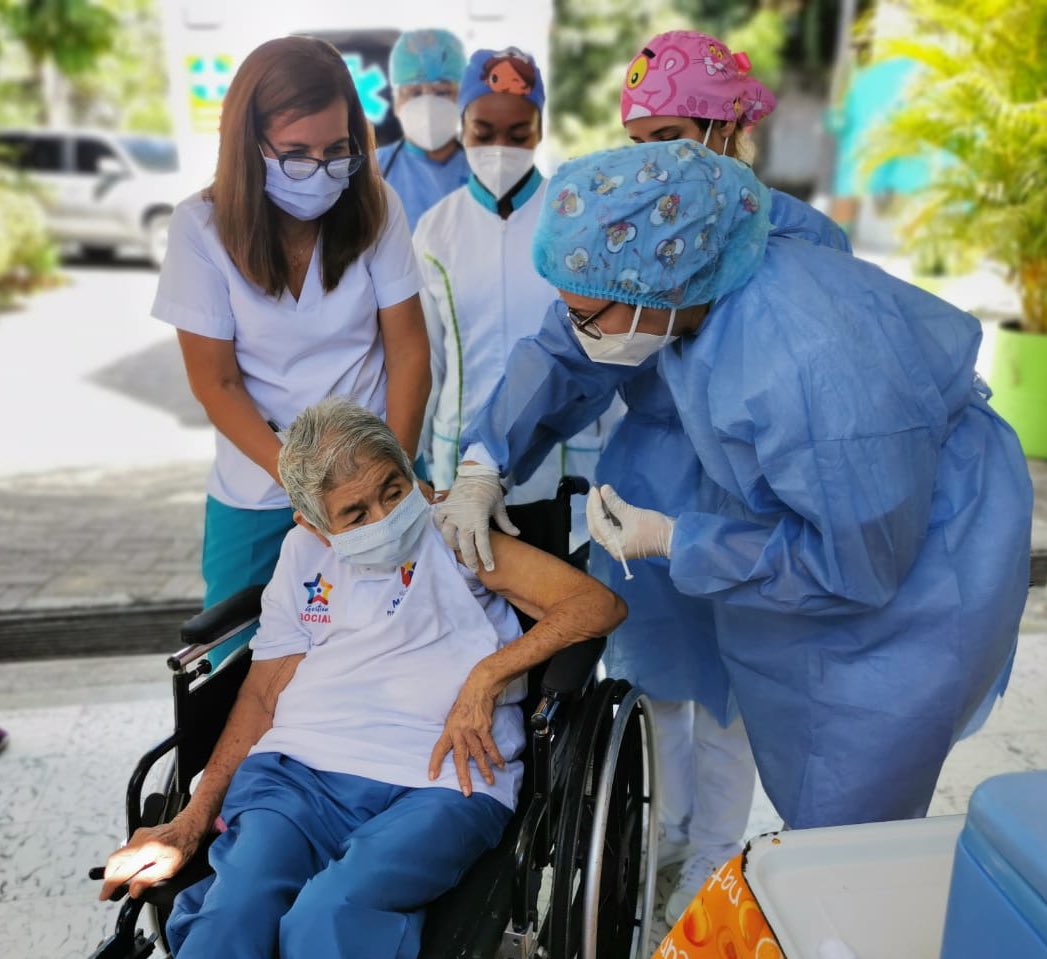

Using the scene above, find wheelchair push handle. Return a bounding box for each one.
[556,475,590,500]
[168,584,265,672]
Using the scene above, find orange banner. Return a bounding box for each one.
[652,854,784,959]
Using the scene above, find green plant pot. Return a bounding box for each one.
[989,321,1047,459]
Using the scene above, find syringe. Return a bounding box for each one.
[597,487,634,581]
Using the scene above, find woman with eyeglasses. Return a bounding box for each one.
[437,139,1031,872]
[155,37,430,658]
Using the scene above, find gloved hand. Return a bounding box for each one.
[434,462,520,572]
[585,484,675,560]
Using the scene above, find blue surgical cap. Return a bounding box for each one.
[389,29,466,87]
[458,47,545,113]
[533,141,771,309]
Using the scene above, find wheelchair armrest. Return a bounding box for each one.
[539,636,606,700]
[168,585,265,671]
[139,836,217,910]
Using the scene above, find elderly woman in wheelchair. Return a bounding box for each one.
[98,396,626,959]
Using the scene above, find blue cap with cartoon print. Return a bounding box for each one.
[533,140,770,310]
[458,46,546,113]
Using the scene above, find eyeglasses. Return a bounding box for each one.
[262,137,366,181]
[566,301,613,339]
[399,82,457,99]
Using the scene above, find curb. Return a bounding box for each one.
[0,602,202,662]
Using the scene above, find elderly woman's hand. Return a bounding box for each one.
[98,816,205,901]
[429,666,506,796]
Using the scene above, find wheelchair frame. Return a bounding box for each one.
[89,479,659,959]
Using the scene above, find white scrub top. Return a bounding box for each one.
[414,174,615,521]
[249,518,526,810]
[152,184,421,510]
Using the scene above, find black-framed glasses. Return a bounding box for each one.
[262,137,366,181]
[566,301,613,340]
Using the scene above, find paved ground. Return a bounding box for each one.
[0,258,211,656]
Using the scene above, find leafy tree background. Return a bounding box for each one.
[0,0,170,301]
[549,0,844,160]
[0,0,171,132]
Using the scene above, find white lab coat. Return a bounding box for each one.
[414,176,616,532]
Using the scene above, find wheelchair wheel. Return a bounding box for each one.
[547,679,656,959]
[548,678,619,958]
[583,687,658,959]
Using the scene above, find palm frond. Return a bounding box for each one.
[865,0,1047,331]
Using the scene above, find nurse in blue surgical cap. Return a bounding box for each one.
[378,29,470,230]
[436,141,1032,849]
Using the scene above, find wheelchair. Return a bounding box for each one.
[89,478,660,959]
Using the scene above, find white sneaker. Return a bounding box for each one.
[664,850,729,926]
[657,822,693,869]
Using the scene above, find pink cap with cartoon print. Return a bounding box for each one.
[620,30,776,128]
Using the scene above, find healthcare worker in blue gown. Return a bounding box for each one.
[436,140,1033,847]
[611,28,858,924]
[377,29,471,231]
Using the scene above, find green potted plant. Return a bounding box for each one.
[868,0,1047,456]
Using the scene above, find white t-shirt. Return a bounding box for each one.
[249,516,526,810]
[152,185,421,509]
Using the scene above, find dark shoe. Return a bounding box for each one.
[0,727,8,753]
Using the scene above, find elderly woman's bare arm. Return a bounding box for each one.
[430,533,626,794]
[99,654,303,899]
[472,531,626,688]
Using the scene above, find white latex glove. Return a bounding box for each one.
[434,462,520,572]
[585,484,675,560]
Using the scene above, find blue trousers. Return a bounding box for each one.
[167,753,511,959]
[201,497,295,664]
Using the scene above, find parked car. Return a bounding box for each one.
[0,128,193,268]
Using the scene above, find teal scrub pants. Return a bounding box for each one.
[201,497,295,663]
[166,753,511,959]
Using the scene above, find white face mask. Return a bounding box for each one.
[327,484,430,570]
[573,304,678,367]
[397,94,460,152]
[465,145,535,200]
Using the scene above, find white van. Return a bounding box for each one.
[0,128,193,267]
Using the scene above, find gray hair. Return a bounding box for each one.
[278,397,413,531]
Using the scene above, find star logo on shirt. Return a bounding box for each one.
[303,573,333,606]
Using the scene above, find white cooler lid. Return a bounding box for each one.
[744,815,965,959]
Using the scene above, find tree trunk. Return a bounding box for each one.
[37,57,71,129]
[1019,259,1047,336]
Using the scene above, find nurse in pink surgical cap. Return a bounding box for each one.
[622,30,849,249]
[617,29,856,925]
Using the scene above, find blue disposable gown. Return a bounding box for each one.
[465,189,852,723]
[463,206,1031,829]
[377,140,471,231]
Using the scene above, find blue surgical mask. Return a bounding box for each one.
[327,484,430,570]
[262,156,348,221]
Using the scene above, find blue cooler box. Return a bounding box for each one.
[940,770,1047,958]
